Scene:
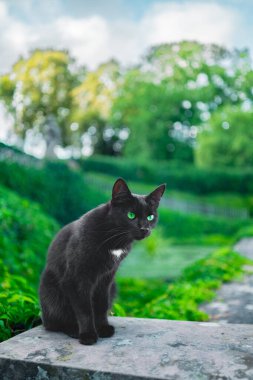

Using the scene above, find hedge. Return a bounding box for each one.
[79,155,253,195]
[0,159,107,225]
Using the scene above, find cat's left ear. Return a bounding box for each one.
[112,178,131,202]
[146,184,166,207]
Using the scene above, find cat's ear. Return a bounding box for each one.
[146,184,166,207]
[112,178,131,202]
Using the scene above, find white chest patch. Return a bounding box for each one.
[110,249,124,259]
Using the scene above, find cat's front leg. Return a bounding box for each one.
[93,276,115,338]
[62,278,98,345]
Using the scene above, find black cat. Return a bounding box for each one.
[39,178,165,345]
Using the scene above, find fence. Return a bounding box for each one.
[161,197,249,219]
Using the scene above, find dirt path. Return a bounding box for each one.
[201,238,253,324]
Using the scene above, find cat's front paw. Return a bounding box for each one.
[97,324,115,338]
[79,331,98,345]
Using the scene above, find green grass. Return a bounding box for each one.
[118,240,216,280]
[114,247,253,321]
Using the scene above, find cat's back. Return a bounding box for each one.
[46,202,109,266]
[45,221,77,269]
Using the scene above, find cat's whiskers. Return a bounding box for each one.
[96,230,129,252]
[88,226,125,234]
[96,230,127,250]
[114,234,129,249]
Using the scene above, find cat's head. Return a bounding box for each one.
[110,178,166,241]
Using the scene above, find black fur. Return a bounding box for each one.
[39,178,165,345]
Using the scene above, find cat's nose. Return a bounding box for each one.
[140,227,150,237]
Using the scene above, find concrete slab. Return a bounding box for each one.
[0,317,253,379]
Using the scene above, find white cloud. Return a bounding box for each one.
[142,2,238,47]
[0,0,244,74]
[0,2,32,73]
[54,16,110,67]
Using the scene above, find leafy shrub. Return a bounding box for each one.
[0,186,59,286]
[0,186,59,341]
[79,155,253,195]
[0,261,40,342]
[0,159,107,225]
[233,225,253,243]
[115,248,251,321]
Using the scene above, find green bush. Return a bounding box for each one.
[158,208,251,244]
[0,159,107,225]
[0,261,40,342]
[0,186,59,286]
[79,155,253,195]
[0,186,59,341]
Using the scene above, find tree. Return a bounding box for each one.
[196,105,253,168]
[110,41,253,162]
[110,69,195,161]
[71,59,122,155]
[0,50,79,157]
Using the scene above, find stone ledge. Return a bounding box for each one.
[0,317,253,379]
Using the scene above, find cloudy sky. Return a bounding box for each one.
[1,0,253,74]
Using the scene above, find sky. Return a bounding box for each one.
[1,0,253,75]
[1,0,253,155]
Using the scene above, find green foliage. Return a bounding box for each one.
[233,225,253,242]
[0,262,40,342]
[115,248,250,321]
[110,42,253,161]
[196,106,253,168]
[79,155,253,195]
[0,186,59,341]
[0,159,107,225]
[158,208,250,244]
[71,60,122,155]
[1,42,253,162]
[0,186,59,286]
[0,50,79,156]
[111,73,195,161]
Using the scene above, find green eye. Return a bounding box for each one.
[147,214,154,221]
[127,212,136,220]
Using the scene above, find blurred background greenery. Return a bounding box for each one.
[1,0,253,342]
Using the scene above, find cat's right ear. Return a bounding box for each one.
[112,178,131,203]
